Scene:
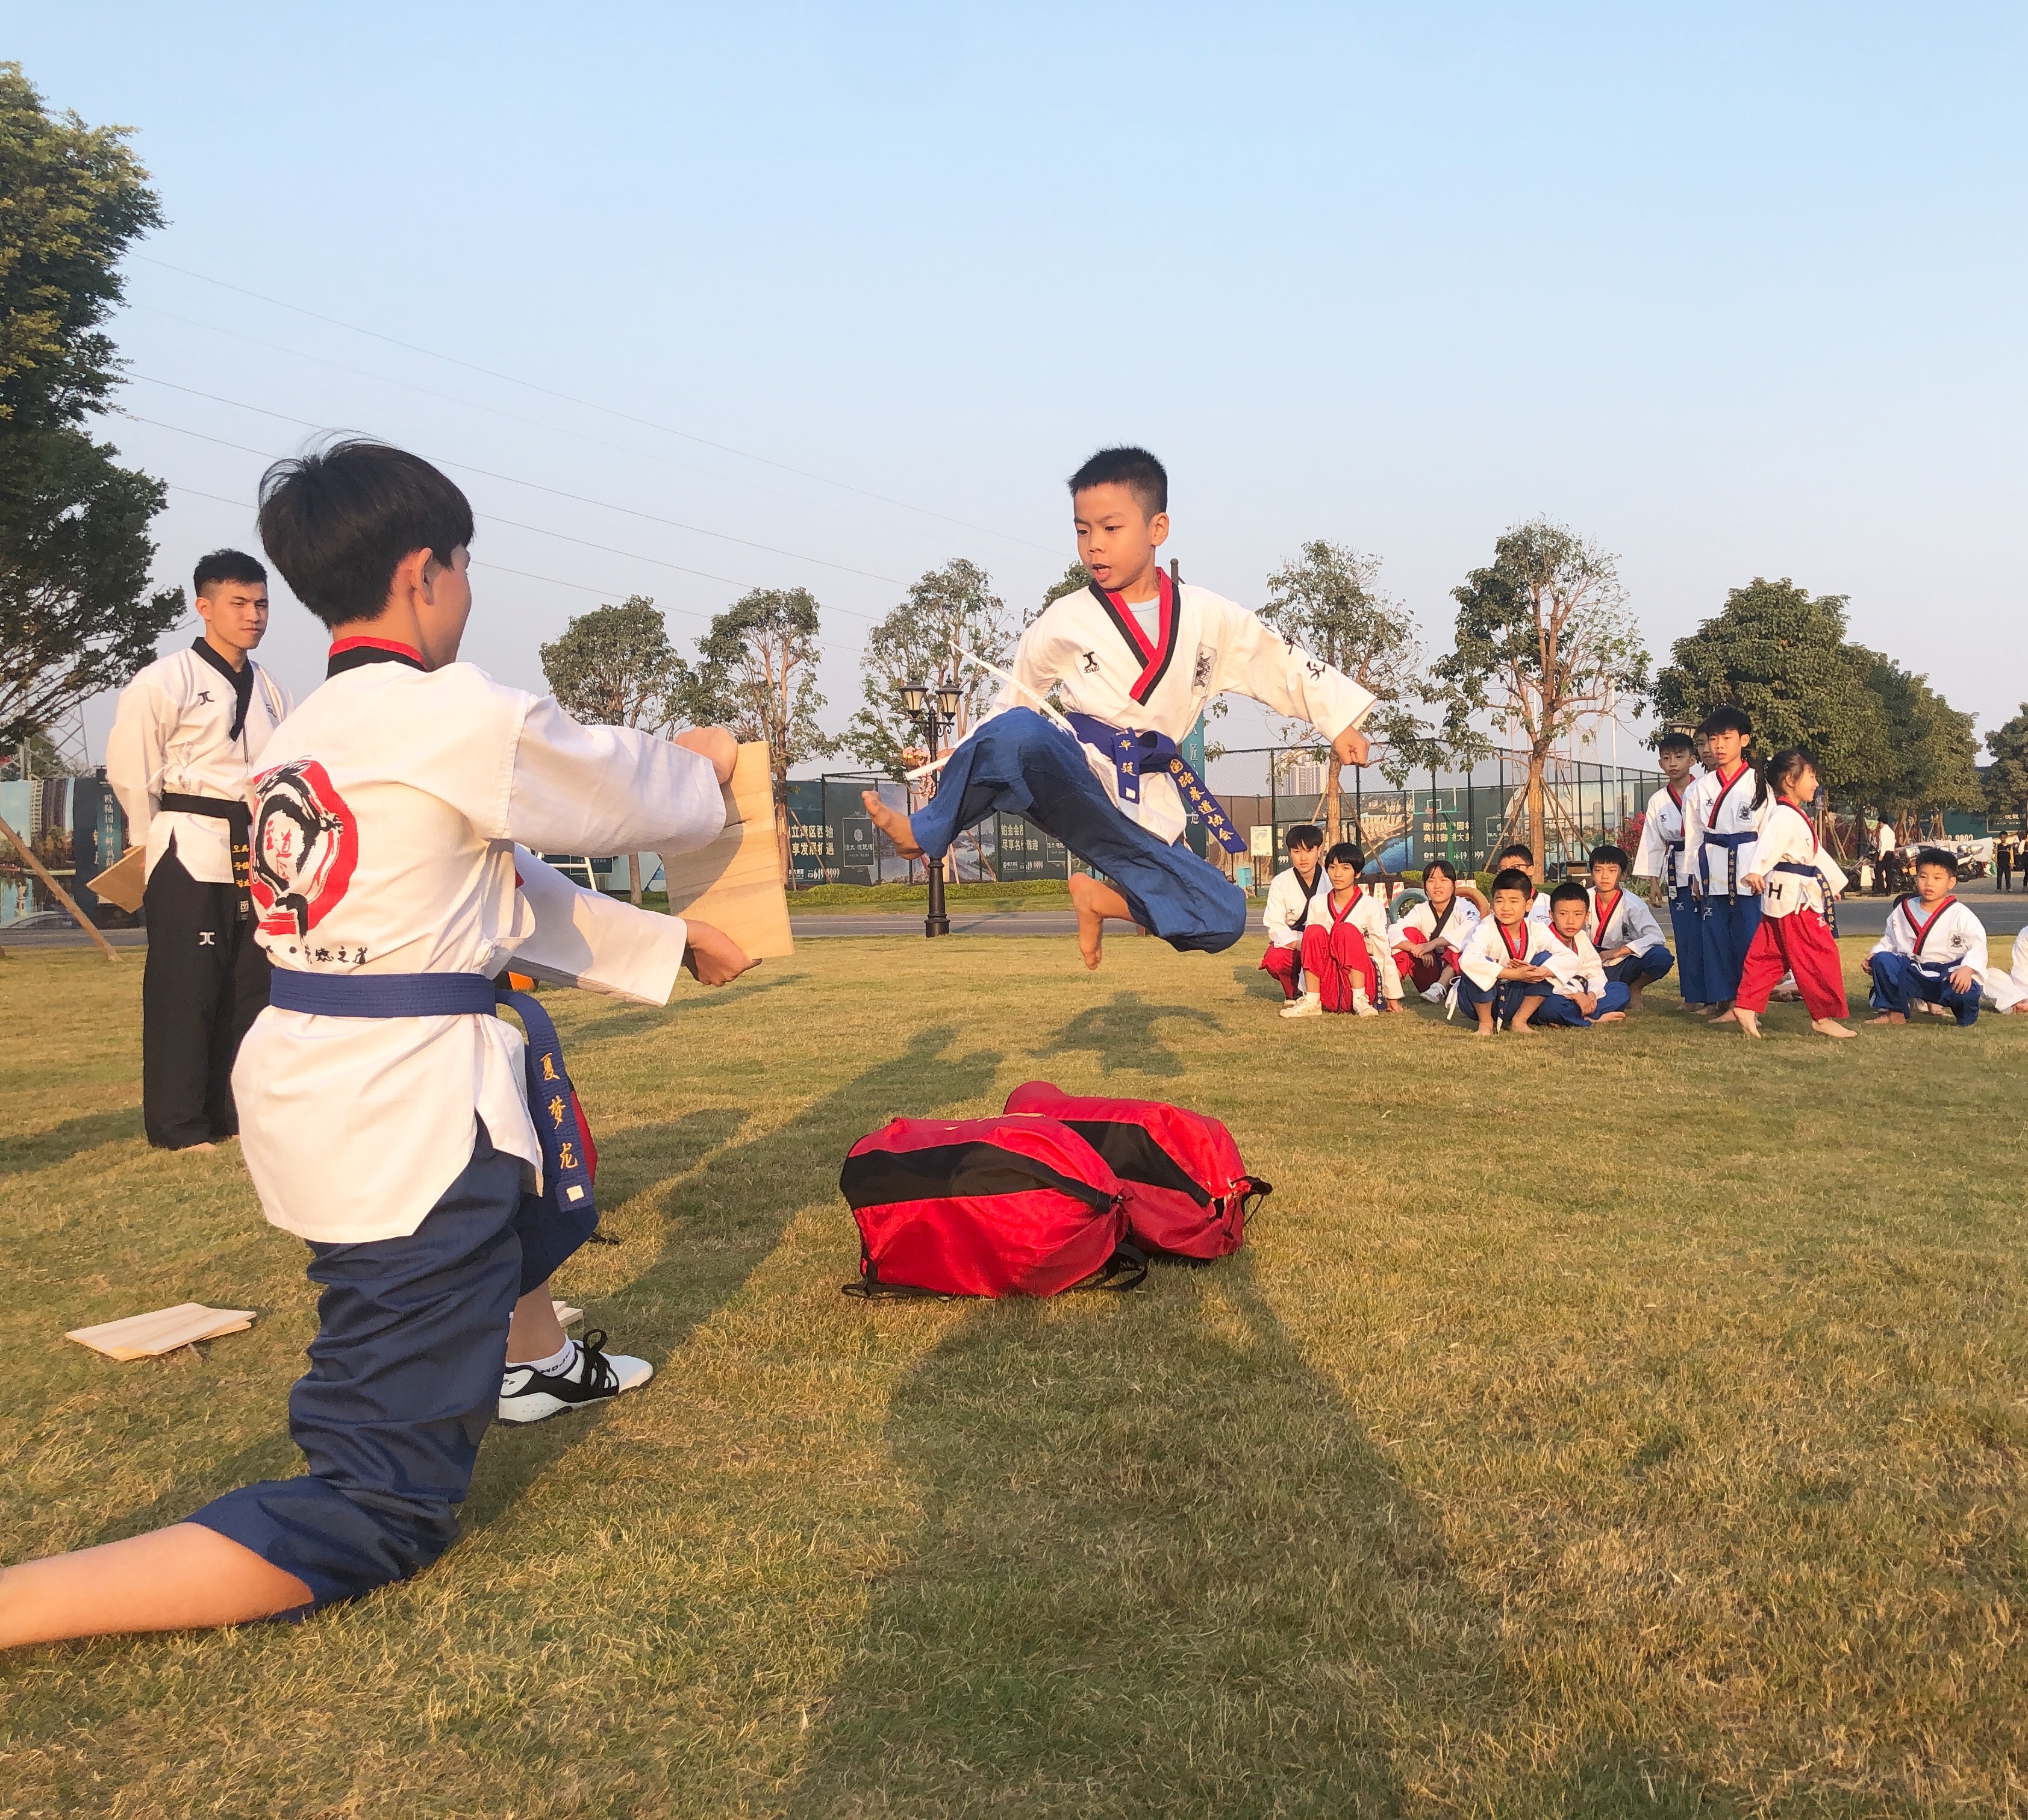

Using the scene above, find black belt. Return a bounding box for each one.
[158,792,252,911]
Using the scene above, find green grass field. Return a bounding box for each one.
[4,935,2025,1818]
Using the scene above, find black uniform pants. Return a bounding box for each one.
[142,842,270,1148]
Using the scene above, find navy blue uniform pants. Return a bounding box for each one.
[909,708,1248,953]
[1868,952,1982,1026]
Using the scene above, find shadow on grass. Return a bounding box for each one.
[1231,961,1288,1002]
[1,1106,145,1179]
[785,1262,1491,1817]
[563,971,811,1046]
[1035,990,1221,1079]
[460,1025,1002,1532]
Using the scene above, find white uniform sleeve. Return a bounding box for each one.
[1633,799,1666,879]
[1623,894,1667,951]
[1679,779,1708,891]
[979,615,1068,731]
[1205,597,1376,741]
[1458,921,1504,991]
[1956,907,1989,976]
[509,847,690,1005]
[1262,870,1301,945]
[506,697,728,856]
[105,674,170,849]
[1574,936,1607,996]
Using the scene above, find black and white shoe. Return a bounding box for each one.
[496,1330,654,1426]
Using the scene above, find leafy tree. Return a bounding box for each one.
[1432,520,1647,864]
[1031,561,1093,626]
[1256,541,1421,845]
[539,594,688,902]
[1847,649,1982,827]
[1985,706,2028,829]
[846,559,1011,776]
[1650,579,1887,792]
[0,63,182,749]
[687,587,840,877]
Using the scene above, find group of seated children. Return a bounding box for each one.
[1255,745,2027,1036]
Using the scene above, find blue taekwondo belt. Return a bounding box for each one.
[266,970,597,1224]
[1771,860,1839,935]
[1062,711,1247,855]
[1699,828,1754,901]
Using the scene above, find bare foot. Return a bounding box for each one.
[1734,1008,1762,1038]
[1380,997,1402,1014]
[1708,1007,1738,1024]
[176,1142,219,1153]
[1627,987,1644,1010]
[1067,873,1134,971]
[1868,1012,1905,1025]
[1813,1018,1856,1039]
[1473,1021,1495,1038]
[860,790,923,860]
[1594,1010,1626,1023]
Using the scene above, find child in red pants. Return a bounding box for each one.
[1258,823,1326,1003]
[1731,748,1855,1040]
[1284,841,1400,1017]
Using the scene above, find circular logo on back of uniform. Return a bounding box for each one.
[249,758,358,938]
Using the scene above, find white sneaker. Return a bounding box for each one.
[1421,980,1447,1004]
[1280,992,1323,1019]
[497,1330,654,1425]
[1352,988,1379,1017]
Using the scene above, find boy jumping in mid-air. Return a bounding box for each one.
[1,440,753,1647]
[1258,823,1328,1005]
[862,447,1374,968]
[1864,846,1988,1026]
[1584,844,1673,1009]
[1634,731,1707,1009]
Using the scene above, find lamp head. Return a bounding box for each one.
[900,681,926,714]
[935,684,963,718]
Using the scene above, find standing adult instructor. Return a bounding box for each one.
[107,550,295,1150]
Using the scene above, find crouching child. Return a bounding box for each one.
[1864,846,1988,1027]
[1258,823,1326,1004]
[1283,842,1403,1018]
[1454,867,1559,1034]
[1585,844,1673,1009]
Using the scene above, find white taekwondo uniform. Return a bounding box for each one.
[1681,762,1762,901]
[1261,862,1330,949]
[1634,781,1691,896]
[1983,927,2028,1011]
[234,647,725,1244]
[1391,891,1480,953]
[1869,893,1986,974]
[1587,884,1668,959]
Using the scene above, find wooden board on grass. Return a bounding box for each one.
[657,742,793,960]
[67,1303,257,1360]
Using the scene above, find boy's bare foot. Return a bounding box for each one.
[860,790,923,860]
[1813,1018,1856,1039]
[1734,1008,1762,1038]
[1067,873,1134,971]
[1594,1010,1626,1023]
[1627,986,1644,1009]
[1868,1011,1905,1025]
[1473,1017,1495,1037]
[176,1141,218,1153]
[1380,997,1402,1014]
[1708,1006,1738,1024]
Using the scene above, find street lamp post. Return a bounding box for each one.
[903,681,964,936]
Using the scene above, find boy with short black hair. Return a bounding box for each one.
[1865,846,1988,1026]
[863,446,1377,971]
[1585,844,1673,1008]
[1680,705,1764,1015]
[1493,842,1553,920]
[1452,867,1553,1035]
[1634,731,1706,1009]
[1509,880,1631,1030]
[1258,823,1326,1004]
[1282,841,1402,1017]
[1,439,753,1647]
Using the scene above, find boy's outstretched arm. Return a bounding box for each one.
[1205,597,1377,757]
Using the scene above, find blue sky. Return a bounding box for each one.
[14,3,2026,774]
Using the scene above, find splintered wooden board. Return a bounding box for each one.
[86,845,146,914]
[67,1303,258,1360]
[657,742,794,959]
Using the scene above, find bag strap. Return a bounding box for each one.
[839,1253,955,1301]
[1069,1242,1149,1293]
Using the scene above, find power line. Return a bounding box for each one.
[121,383,912,588]
[133,252,1062,555]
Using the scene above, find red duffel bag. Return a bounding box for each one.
[839,1114,1146,1298]
[1001,1081,1271,1260]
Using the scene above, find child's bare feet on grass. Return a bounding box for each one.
[860,790,922,860]
[1813,1018,1856,1039]
[1868,1011,1906,1025]
[1067,873,1134,970]
[1709,1006,1738,1023]
[1380,996,1403,1014]
[1734,1008,1762,1038]
[1473,1017,1496,1037]
[1594,1010,1626,1023]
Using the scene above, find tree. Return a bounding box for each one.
[687,587,840,878]
[1432,520,1647,864]
[1651,579,1886,794]
[1031,561,1092,626]
[1847,649,1982,829]
[539,594,688,903]
[846,559,1011,776]
[1256,541,1421,846]
[1985,706,2028,829]
[1,64,182,749]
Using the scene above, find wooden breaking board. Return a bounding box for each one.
[67,1303,257,1360]
[657,742,793,960]
[86,845,146,914]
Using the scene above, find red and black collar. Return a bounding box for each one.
[1497,920,1529,959]
[1707,761,1752,826]
[1902,894,1957,954]
[1086,569,1181,705]
[328,635,426,679]
[1592,888,1622,941]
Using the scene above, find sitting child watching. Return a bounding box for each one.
[1390,858,1480,1001]
[1257,823,1326,1006]
[1509,880,1630,1030]
[1584,844,1674,1009]
[1453,867,1554,1035]
[1864,846,1988,1027]
[1282,841,1403,1019]
[1493,842,1553,920]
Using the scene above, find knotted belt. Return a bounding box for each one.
[1062,712,1246,855]
[266,971,599,1254]
[1771,861,1839,935]
[1699,829,1754,901]
[159,791,253,914]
